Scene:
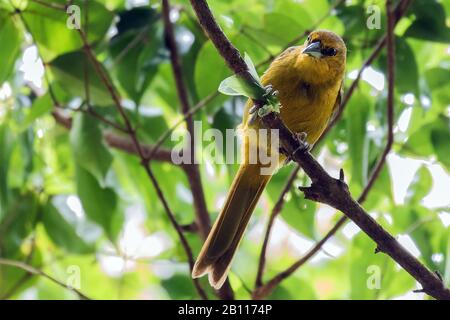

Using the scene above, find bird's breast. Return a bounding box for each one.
[274,79,338,144]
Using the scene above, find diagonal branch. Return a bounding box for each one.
[51,110,174,163]
[162,0,210,240]
[189,0,450,300]
[255,165,300,288]
[73,26,209,299]
[253,0,412,294]
[162,0,233,300]
[13,6,205,298]
[0,258,90,300]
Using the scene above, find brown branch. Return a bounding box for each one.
[83,107,129,134]
[162,0,211,240]
[362,0,395,203]
[0,202,42,299]
[0,258,91,300]
[147,91,219,162]
[145,0,344,159]
[51,110,174,163]
[253,215,347,299]
[255,165,300,288]
[189,1,256,85]
[73,27,208,299]
[189,0,450,300]
[162,0,233,299]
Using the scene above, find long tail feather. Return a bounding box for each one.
[192,163,272,289]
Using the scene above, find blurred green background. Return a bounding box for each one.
[0,0,449,299]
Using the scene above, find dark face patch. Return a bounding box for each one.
[306,30,346,59]
[321,47,337,57]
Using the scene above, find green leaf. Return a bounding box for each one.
[194,40,230,113]
[377,37,419,96]
[282,193,316,239]
[161,273,199,299]
[345,91,371,191]
[42,200,95,254]
[269,278,316,299]
[431,124,450,171]
[244,53,260,82]
[115,6,159,34]
[273,0,314,27]
[19,93,53,132]
[336,5,367,38]
[425,67,450,90]
[349,233,415,299]
[0,249,42,298]
[260,12,306,45]
[75,166,120,240]
[109,7,165,104]
[0,124,14,216]
[70,113,112,186]
[266,168,316,239]
[405,166,432,204]
[218,53,265,99]
[22,0,114,60]
[405,0,450,43]
[0,11,22,83]
[402,122,435,158]
[218,75,256,98]
[394,38,419,96]
[49,51,114,106]
[0,191,38,257]
[445,235,450,288]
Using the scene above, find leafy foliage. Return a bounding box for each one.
[0,0,449,300]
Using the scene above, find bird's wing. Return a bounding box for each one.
[328,81,343,126]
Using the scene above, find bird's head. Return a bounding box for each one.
[298,30,346,84]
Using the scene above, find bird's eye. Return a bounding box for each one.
[307,35,311,42]
[322,47,337,56]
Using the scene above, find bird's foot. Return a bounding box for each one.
[292,132,310,156]
[279,132,309,164]
[248,85,281,123]
[259,85,280,117]
[279,146,293,165]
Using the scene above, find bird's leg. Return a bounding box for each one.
[248,85,281,125]
[248,105,259,125]
[280,146,293,165]
[291,132,310,157]
[279,132,310,165]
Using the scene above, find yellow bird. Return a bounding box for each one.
[192,30,347,289]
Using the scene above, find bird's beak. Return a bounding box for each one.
[302,41,322,58]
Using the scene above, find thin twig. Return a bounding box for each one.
[51,110,174,163]
[162,0,233,300]
[147,91,218,161]
[255,165,300,287]
[29,0,66,10]
[255,0,345,68]
[0,196,43,299]
[162,0,211,240]
[253,215,347,299]
[146,0,343,160]
[0,258,91,300]
[73,26,208,299]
